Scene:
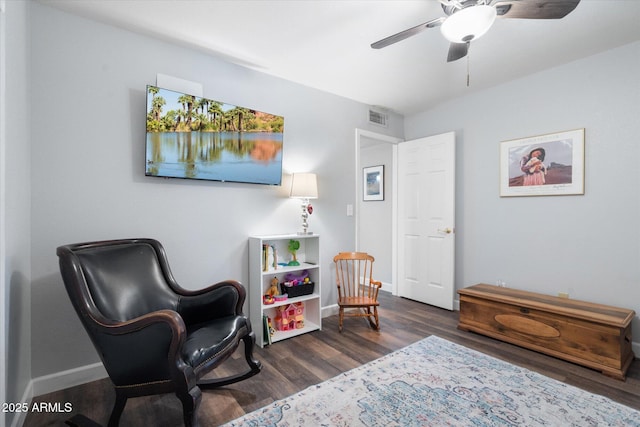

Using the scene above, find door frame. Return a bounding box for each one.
[355,129,402,295]
[0,1,8,419]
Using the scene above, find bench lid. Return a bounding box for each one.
[459,284,635,327]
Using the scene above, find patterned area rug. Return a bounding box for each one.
[223,335,640,426]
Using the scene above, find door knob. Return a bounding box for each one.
[438,227,453,234]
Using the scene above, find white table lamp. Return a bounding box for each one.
[290,173,318,235]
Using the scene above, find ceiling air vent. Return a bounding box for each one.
[368,109,388,127]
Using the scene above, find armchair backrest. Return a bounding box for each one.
[57,239,179,322]
[333,252,378,300]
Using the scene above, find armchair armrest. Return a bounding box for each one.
[370,279,382,300]
[90,309,187,387]
[176,280,247,325]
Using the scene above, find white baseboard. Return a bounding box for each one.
[9,363,107,427]
[31,362,108,398]
[321,304,339,318]
[380,281,392,294]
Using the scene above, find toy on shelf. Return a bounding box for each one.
[274,302,305,331]
[294,302,305,329]
[284,270,309,284]
[280,270,314,298]
[287,239,300,266]
[263,294,275,305]
[268,317,275,337]
[264,276,282,305]
[266,277,280,296]
[262,244,278,271]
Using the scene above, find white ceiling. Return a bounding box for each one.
[40,0,640,115]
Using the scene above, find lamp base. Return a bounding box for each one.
[297,200,313,236]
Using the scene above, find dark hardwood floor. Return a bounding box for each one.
[25,293,640,426]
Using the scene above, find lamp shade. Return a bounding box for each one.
[290,173,318,199]
[440,5,497,43]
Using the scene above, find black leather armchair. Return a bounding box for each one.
[56,238,261,427]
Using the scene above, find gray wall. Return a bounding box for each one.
[28,3,403,380]
[2,1,32,426]
[358,142,393,286]
[405,41,640,343]
[6,0,640,407]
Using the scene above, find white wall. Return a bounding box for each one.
[1,1,32,426]
[405,41,640,343]
[28,3,403,384]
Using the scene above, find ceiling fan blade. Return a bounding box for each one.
[493,0,580,19]
[447,42,469,62]
[371,17,446,49]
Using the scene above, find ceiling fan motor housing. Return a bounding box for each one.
[440,0,491,17]
[440,4,497,43]
[371,0,582,63]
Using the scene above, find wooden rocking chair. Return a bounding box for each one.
[333,252,382,332]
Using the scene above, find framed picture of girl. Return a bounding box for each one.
[500,129,585,197]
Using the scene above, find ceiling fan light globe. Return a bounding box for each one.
[440,5,497,43]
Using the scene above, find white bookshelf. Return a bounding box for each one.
[248,234,321,347]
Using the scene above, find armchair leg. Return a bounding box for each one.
[107,391,127,427]
[242,331,262,375]
[370,306,380,330]
[178,386,202,427]
[198,332,262,389]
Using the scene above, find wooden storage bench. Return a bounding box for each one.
[458,284,635,380]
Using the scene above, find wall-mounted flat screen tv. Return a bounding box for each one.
[145,85,284,185]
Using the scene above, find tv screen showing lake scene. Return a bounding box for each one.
[145,85,284,185]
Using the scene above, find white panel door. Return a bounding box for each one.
[397,132,455,310]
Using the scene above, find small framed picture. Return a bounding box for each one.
[500,129,585,197]
[363,165,384,201]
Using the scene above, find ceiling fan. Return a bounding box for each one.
[371,0,581,62]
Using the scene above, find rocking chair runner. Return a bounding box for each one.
[57,238,261,427]
[333,252,382,332]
